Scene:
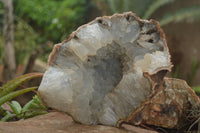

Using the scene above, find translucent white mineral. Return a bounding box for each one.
[38,12,172,126]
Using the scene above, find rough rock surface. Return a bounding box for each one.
[38,12,171,126]
[123,78,199,129]
[0,112,158,133]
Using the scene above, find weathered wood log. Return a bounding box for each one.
[38,12,199,128]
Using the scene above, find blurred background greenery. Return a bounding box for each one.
[0,0,200,86]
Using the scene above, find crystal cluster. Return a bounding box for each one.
[38,12,197,128]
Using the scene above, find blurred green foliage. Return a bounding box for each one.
[103,0,200,27]
[14,17,38,64]
[0,2,4,64]
[0,34,3,64]
[14,0,90,43]
[142,0,174,19]
[159,6,200,26]
[102,0,153,17]
[0,0,91,64]
[188,58,200,86]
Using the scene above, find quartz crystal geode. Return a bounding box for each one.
[38,12,199,128]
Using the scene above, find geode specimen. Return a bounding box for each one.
[38,12,199,128]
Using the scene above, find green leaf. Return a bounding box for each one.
[29,102,41,109]
[188,58,200,85]
[9,101,22,115]
[192,86,200,94]
[173,65,179,78]
[1,111,16,122]
[22,94,47,112]
[0,73,43,98]
[0,106,5,116]
[32,94,47,110]
[143,0,174,19]
[22,99,34,113]
[159,6,200,26]
[0,9,4,15]
[0,87,38,106]
[24,110,48,119]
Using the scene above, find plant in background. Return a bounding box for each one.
[172,58,200,94]
[0,0,92,68]
[159,6,200,27]
[0,3,3,64]
[0,34,3,65]
[172,65,180,79]
[189,58,200,94]
[101,0,152,17]
[14,0,91,43]
[187,58,200,86]
[102,0,200,27]
[14,17,38,65]
[192,86,200,94]
[0,73,48,121]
